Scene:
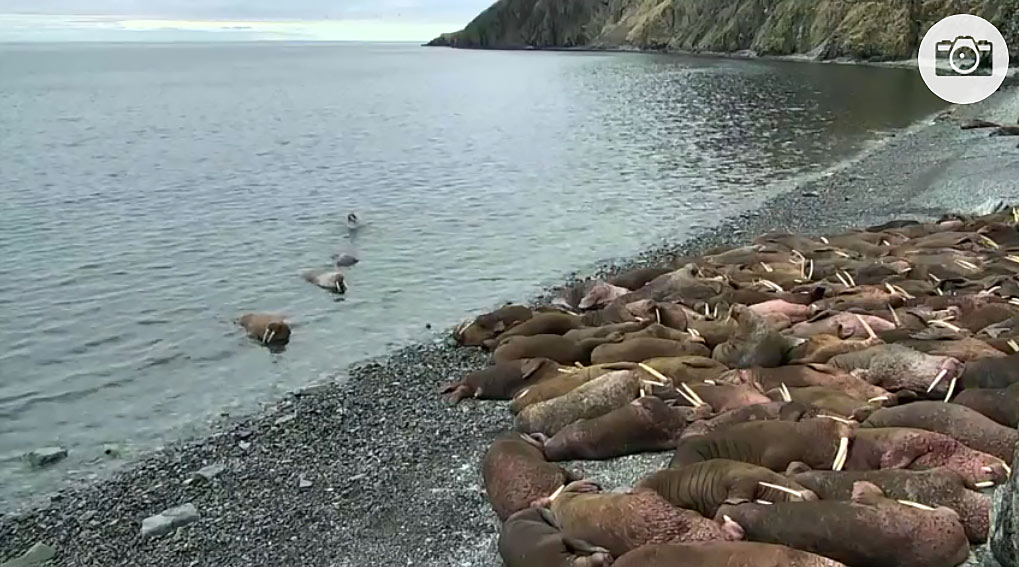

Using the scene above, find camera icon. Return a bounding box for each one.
[936,36,993,76]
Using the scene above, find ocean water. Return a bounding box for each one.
[0,42,944,508]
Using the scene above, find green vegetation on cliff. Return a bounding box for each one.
[428,0,1019,62]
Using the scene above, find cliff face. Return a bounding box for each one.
[428,0,1019,62]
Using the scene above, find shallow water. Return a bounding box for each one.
[0,42,944,507]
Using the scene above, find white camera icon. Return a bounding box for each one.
[935,36,993,76]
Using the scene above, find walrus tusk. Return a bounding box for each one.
[1013,206,1019,224]
[1008,339,1019,353]
[266,330,276,344]
[336,281,342,292]
[791,249,805,264]
[930,320,963,333]
[884,283,897,295]
[955,259,980,271]
[820,236,830,244]
[935,287,944,296]
[881,239,890,247]
[832,437,849,471]
[756,500,773,505]
[807,259,814,280]
[261,328,270,343]
[780,383,792,403]
[843,270,856,288]
[640,383,648,398]
[868,395,890,403]
[897,500,937,511]
[704,304,711,317]
[929,274,942,283]
[1005,463,1012,477]
[655,307,661,324]
[1006,255,1019,265]
[557,368,574,373]
[758,279,784,293]
[818,414,854,425]
[980,235,1000,249]
[944,377,958,402]
[975,481,996,488]
[761,262,773,273]
[548,484,565,503]
[855,315,878,341]
[514,388,531,399]
[637,363,671,385]
[640,377,668,387]
[704,379,717,385]
[758,481,803,498]
[834,250,851,258]
[892,285,914,299]
[1010,298,1019,306]
[888,306,901,328]
[712,304,720,319]
[927,368,949,393]
[575,362,585,368]
[688,328,703,341]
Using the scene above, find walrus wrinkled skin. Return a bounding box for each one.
[712,305,790,368]
[636,459,816,518]
[509,363,634,414]
[579,281,630,310]
[790,311,896,339]
[238,313,291,346]
[563,321,648,343]
[482,432,575,522]
[537,396,710,461]
[786,333,881,364]
[715,481,970,567]
[590,337,710,364]
[455,304,532,347]
[790,467,991,543]
[766,385,885,420]
[639,356,729,384]
[612,542,847,567]
[961,352,1019,389]
[725,365,891,402]
[862,401,1017,462]
[498,508,613,567]
[674,382,770,413]
[301,269,346,294]
[679,401,820,439]
[827,344,963,398]
[536,480,744,558]
[670,418,853,472]
[515,370,640,437]
[494,334,619,366]
[485,312,586,349]
[953,382,1019,427]
[609,266,672,290]
[845,427,1010,489]
[440,358,561,404]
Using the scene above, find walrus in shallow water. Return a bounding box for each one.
[533,480,745,558]
[301,269,346,294]
[238,313,291,346]
[636,459,816,518]
[789,467,991,543]
[453,304,533,347]
[535,396,710,461]
[439,358,561,404]
[861,401,1017,462]
[514,369,642,437]
[953,382,1019,427]
[715,481,970,567]
[498,508,613,567]
[612,542,847,567]
[712,305,790,368]
[482,432,576,522]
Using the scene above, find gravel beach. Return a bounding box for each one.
[3,84,1019,567]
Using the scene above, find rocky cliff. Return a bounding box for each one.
[428,0,1019,62]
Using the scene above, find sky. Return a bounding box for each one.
[0,0,494,42]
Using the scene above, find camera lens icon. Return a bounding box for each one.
[935,36,993,76]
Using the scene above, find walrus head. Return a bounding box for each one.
[261,321,291,345]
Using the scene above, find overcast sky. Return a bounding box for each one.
[0,0,494,41]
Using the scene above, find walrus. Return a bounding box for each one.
[498,508,613,567]
[670,418,854,472]
[624,300,689,330]
[789,311,896,339]
[578,281,630,310]
[482,432,575,521]
[484,312,586,349]
[961,352,1019,389]
[609,266,672,290]
[533,480,744,558]
[712,305,790,368]
[636,459,817,518]
[765,385,886,420]
[563,321,648,342]
[509,363,635,414]
[454,304,532,347]
[952,382,1019,427]
[845,427,1010,489]
[861,401,1017,462]
[747,299,814,324]
[238,313,291,346]
[679,401,820,439]
[639,356,729,384]
[616,263,725,305]
[612,542,847,567]
[590,337,710,364]
[621,323,697,343]
[827,344,964,399]
[715,481,970,567]
[493,334,619,366]
[514,369,642,437]
[686,317,738,349]
[669,382,770,413]
[898,336,1007,361]
[725,365,892,402]
[785,333,881,364]
[789,467,992,543]
[535,396,710,461]
[439,358,561,404]
[301,269,346,294]
[813,285,906,312]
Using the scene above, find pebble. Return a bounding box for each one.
[188,463,226,483]
[298,476,313,489]
[0,542,56,567]
[274,413,296,426]
[25,447,67,468]
[140,503,200,538]
[237,441,251,451]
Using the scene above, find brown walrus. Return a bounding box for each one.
[636,459,817,518]
[484,312,586,349]
[482,432,575,521]
[238,313,291,346]
[498,508,612,567]
[509,363,635,414]
[493,334,619,366]
[764,385,886,420]
[786,333,881,365]
[439,358,561,404]
[609,266,672,290]
[789,467,991,543]
[952,382,1019,427]
[827,344,964,399]
[590,337,710,364]
[724,365,892,402]
[639,356,729,384]
[715,481,970,567]
[535,396,710,461]
[679,401,820,439]
[961,352,1019,389]
[861,401,1017,462]
[712,305,790,368]
[533,480,744,558]
[514,369,641,437]
[612,542,847,567]
[454,304,532,347]
[563,321,648,342]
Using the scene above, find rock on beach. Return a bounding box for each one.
[140,503,200,538]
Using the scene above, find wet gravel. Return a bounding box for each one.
[2,87,1018,567]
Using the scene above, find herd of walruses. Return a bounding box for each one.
[446,207,1019,567]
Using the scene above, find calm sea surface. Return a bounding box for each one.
[0,42,944,507]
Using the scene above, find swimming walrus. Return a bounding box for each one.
[827,344,964,399]
[508,363,635,414]
[715,481,970,567]
[483,312,586,349]
[612,542,847,567]
[535,396,710,461]
[514,369,642,437]
[590,337,710,364]
[439,358,561,405]
[493,334,620,366]
[712,305,790,368]
[789,467,992,543]
[636,459,817,518]
[669,418,854,473]
[498,508,613,567]
[533,480,744,558]
[238,313,292,346]
[952,382,1019,427]
[482,432,576,521]
[453,304,533,347]
[861,401,1017,462]
[301,269,346,294]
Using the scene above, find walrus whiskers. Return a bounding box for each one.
[927,368,949,393]
[975,481,997,488]
[897,500,937,511]
[780,383,792,402]
[944,376,958,402]
[1008,339,1019,353]
[832,436,849,471]
[855,315,878,341]
[758,481,804,498]
[888,305,901,327]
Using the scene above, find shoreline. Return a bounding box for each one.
[3,89,1019,566]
